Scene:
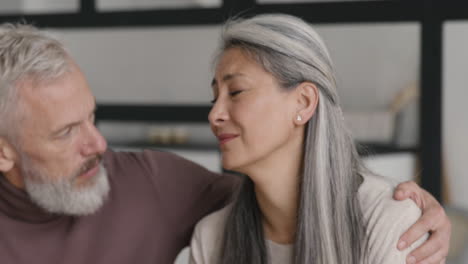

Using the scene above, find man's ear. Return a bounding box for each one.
[0,137,17,173]
[293,82,319,125]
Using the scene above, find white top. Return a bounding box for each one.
[189,174,428,264]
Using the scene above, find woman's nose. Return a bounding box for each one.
[208,99,228,127]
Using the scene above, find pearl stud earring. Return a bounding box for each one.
[297,115,302,121]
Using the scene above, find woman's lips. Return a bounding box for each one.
[217,134,239,145]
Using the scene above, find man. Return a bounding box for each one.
[0,24,449,264]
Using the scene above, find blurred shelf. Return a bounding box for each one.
[108,140,417,156]
[357,143,418,156]
[2,1,468,28]
[96,104,210,123]
[0,0,426,27]
[108,141,218,151]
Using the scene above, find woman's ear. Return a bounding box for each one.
[294,82,319,125]
[0,137,17,173]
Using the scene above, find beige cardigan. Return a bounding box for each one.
[190,174,427,264]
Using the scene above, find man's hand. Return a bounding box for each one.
[393,181,451,264]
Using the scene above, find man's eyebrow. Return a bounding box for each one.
[211,73,245,87]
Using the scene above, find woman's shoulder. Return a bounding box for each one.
[190,205,232,264]
[358,174,420,221]
[194,204,232,238]
[358,174,427,263]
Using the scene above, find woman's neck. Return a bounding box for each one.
[246,137,303,244]
[255,178,299,244]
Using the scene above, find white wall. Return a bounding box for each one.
[315,23,419,111]
[443,22,468,210]
[57,26,221,104]
[97,0,220,11]
[0,0,21,13]
[22,0,78,13]
[54,23,419,109]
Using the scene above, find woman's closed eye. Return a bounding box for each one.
[210,90,244,104]
[229,90,243,97]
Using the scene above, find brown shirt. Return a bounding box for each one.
[0,149,238,264]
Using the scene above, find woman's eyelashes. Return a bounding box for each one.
[210,89,243,104]
[229,90,243,97]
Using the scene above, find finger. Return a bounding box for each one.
[394,181,420,200]
[399,195,448,249]
[394,181,424,208]
[399,212,439,249]
[406,233,443,263]
[413,249,447,264]
[394,189,407,200]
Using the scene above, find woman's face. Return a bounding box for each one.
[209,48,300,173]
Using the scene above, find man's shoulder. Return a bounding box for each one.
[103,148,200,173]
[104,148,190,164]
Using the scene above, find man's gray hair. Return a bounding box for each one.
[0,23,71,139]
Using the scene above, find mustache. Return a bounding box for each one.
[75,155,103,178]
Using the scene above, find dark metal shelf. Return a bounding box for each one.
[96,104,211,123]
[357,143,418,156]
[0,8,226,28]
[0,1,430,28]
[0,1,466,28]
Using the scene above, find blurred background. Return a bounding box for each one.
[0,0,466,263]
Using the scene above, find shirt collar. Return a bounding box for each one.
[0,173,61,223]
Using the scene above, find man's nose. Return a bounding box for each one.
[81,122,107,156]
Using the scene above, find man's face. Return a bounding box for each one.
[15,64,109,215]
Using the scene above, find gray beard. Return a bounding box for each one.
[21,156,110,216]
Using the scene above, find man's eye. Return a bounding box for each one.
[57,127,72,138]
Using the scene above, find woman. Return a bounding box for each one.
[190,14,429,264]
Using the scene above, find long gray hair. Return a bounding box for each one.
[0,23,70,141]
[217,14,367,264]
